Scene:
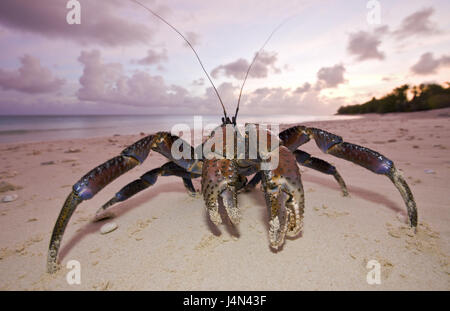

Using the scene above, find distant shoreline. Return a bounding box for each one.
[0,114,360,144]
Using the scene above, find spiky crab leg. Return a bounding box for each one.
[47,153,140,273]
[47,132,199,273]
[280,125,417,228]
[293,149,349,196]
[98,161,200,217]
[242,150,348,197]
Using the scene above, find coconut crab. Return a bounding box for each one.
[47,1,417,273]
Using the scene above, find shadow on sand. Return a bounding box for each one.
[58,172,405,261]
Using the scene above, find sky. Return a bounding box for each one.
[0,0,449,116]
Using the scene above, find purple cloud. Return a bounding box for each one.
[184,31,201,47]
[0,54,65,94]
[316,64,346,89]
[76,49,219,114]
[294,82,311,94]
[0,0,153,46]
[136,49,168,66]
[77,50,167,106]
[394,7,439,39]
[242,85,341,115]
[411,52,450,75]
[74,50,343,115]
[192,78,205,86]
[347,27,388,61]
[211,51,281,80]
[211,58,247,80]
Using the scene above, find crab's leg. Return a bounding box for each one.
[241,172,262,192]
[47,132,200,273]
[294,150,349,196]
[99,162,200,215]
[260,146,305,250]
[242,151,348,196]
[182,177,197,194]
[201,158,241,225]
[280,126,417,228]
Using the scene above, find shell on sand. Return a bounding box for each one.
[2,194,18,203]
[100,222,118,234]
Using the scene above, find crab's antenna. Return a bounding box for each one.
[234,18,290,123]
[131,0,229,120]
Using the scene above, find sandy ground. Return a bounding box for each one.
[0,108,449,291]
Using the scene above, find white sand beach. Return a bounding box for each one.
[0,109,449,290]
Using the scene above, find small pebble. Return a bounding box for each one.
[424,169,435,174]
[61,158,78,163]
[64,148,81,154]
[41,161,55,166]
[100,222,118,234]
[2,194,18,203]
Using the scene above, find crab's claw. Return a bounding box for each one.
[201,158,241,225]
[261,146,305,250]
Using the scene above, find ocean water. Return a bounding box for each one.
[0,114,359,144]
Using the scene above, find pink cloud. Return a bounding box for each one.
[0,0,153,46]
[393,7,439,39]
[0,54,65,94]
[240,85,340,116]
[77,50,168,106]
[192,78,205,86]
[136,48,168,66]
[411,52,450,75]
[211,51,281,80]
[316,64,346,89]
[347,27,387,61]
[75,50,341,115]
[294,82,311,94]
[76,50,216,113]
[184,31,201,47]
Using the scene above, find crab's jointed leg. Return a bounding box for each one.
[99,161,200,215]
[293,149,349,196]
[47,132,199,273]
[241,172,262,192]
[242,150,348,196]
[280,126,417,228]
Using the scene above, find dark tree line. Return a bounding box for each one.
[337,83,450,115]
